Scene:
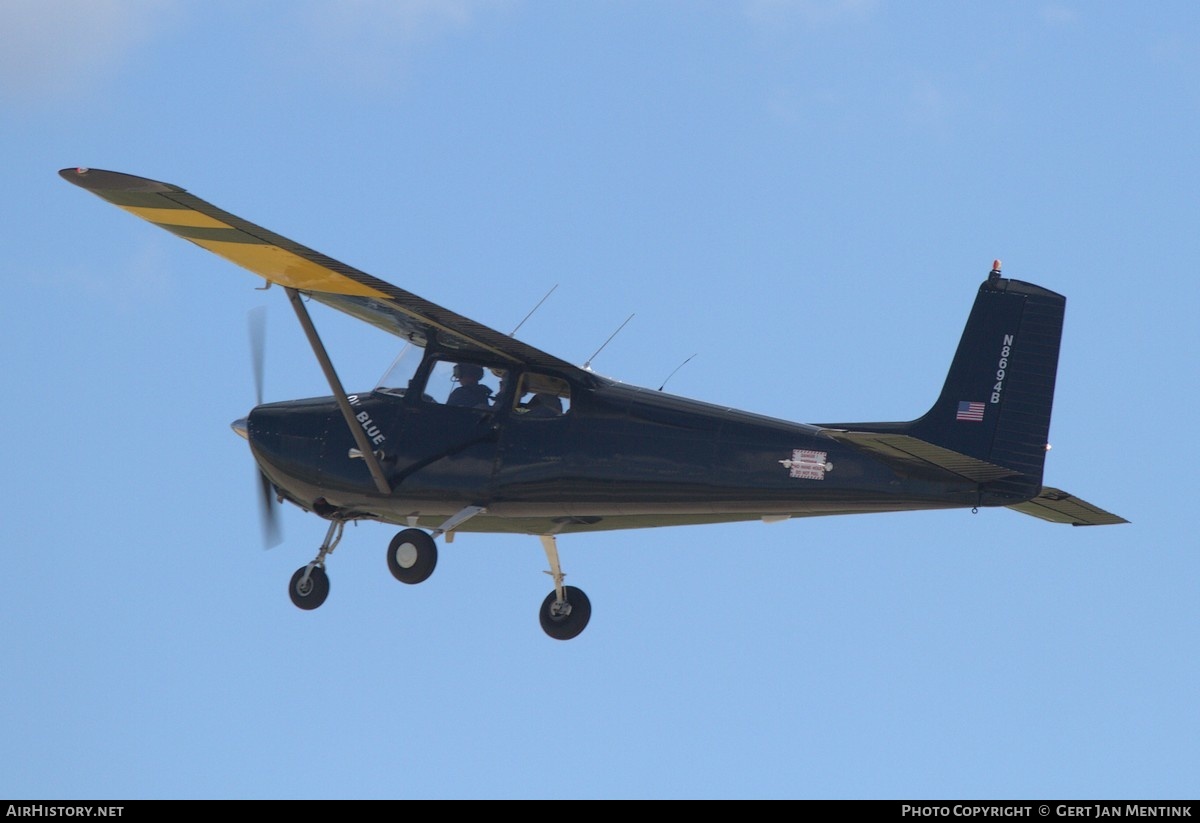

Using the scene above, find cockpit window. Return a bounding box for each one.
[424,359,508,410]
[513,373,571,418]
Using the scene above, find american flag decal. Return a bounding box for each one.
[956,401,985,422]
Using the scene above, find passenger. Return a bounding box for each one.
[525,392,563,417]
[447,363,493,408]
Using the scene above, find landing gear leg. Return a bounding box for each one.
[537,535,591,640]
[288,518,344,610]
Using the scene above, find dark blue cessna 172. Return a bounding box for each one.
[61,167,1126,640]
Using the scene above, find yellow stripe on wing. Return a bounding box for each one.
[120,205,229,229]
[187,238,388,297]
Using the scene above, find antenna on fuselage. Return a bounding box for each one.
[510,284,558,336]
[583,313,634,371]
[658,353,697,391]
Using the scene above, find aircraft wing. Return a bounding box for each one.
[60,167,586,376]
[1006,487,1129,526]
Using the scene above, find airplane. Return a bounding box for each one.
[60,167,1127,640]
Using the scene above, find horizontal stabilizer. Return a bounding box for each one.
[821,430,1020,483]
[1006,487,1129,526]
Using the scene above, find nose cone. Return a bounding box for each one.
[231,416,249,439]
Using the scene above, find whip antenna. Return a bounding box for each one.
[584,313,634,370]
[658,354,697,391]
[510,284,558,336]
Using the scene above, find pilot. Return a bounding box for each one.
[447,363,493,408]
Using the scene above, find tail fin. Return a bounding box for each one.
[822,266,1125,521]
[904,268,1065,502]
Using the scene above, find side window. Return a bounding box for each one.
[513,373,571,418]
[423,360,507,410]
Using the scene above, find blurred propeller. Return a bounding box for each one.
[247,306,282,548]
[249,305,266,406]
[257,466,282,549]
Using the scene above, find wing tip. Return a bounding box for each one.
[58,167,183,194]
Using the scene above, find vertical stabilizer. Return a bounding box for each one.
[905,267,1065,501]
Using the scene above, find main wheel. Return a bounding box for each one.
[539,585,591,640]
[387,528,438,584]
[289,565,329,610]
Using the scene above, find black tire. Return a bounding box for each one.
[387,528,438,584]
[289,565,329,610]
[539,585,591,640]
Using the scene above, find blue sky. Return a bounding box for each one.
[3,0,1197,800]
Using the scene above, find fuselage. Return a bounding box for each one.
[246,374,981,535]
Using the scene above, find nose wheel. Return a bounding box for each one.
[288,564,330,610]
[286,518,344,611]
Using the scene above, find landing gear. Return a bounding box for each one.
[539,585,591,640]
[279,514,597,641]
[287,518,344,611]
[289,564,330,610]
[538,535,591,640]
[383,507,484,586]
[387,528,438,584]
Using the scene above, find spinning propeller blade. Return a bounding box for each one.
[257,466,283,549]
[249,305,266,406]
[247,306,282,549]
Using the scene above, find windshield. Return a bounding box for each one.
[374,343,424,395]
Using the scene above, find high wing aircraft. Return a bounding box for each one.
[61,167,1127,640]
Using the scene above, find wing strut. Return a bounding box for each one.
[285,287,392,495]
